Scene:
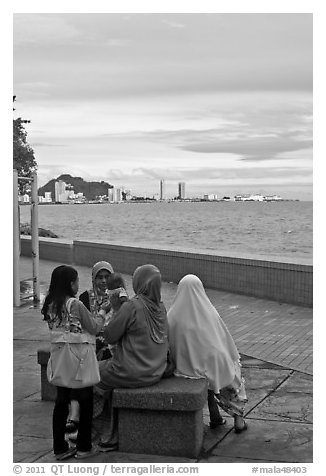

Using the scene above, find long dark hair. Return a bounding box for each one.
[41,265,78,322]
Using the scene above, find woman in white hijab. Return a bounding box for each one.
[168,274,247,433]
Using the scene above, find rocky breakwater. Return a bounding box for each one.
[20,222,58,238]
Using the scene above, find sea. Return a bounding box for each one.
[19,201,313,261]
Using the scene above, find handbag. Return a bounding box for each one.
[47,298,101,388]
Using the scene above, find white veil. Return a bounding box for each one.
[168,274,240,393]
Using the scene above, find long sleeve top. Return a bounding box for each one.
[100,298,169,386]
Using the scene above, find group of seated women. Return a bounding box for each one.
[42,261,247,461]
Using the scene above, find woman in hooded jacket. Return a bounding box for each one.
[93,264,169,451]
[79,261,114,360]
[168,274,247,433]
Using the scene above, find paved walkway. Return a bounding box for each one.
[19,257,313,375]
[13,257,313,464]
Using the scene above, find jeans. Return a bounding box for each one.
[53,386,93,454]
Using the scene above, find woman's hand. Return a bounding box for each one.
[110,294,122,312]
[100,300,111,314]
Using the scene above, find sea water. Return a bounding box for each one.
[19,201,312,261]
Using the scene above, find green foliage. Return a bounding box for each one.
[13,98,37,193]
[13,118,37,174]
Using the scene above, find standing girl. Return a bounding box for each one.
[42,265,106,460]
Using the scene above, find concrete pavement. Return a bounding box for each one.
[13,257,313,463]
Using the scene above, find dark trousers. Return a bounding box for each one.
[207,389,221,422]
[53,386,93,454]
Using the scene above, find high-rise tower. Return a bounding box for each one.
[178,182,186,199]
[159,179,165,200]
[55,180,67,202]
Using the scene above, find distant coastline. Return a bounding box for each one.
[18,173,306,204]
[20,197,301,206]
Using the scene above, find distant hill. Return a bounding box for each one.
[38,174,114,201]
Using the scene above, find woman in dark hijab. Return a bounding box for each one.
[93,264,169,451]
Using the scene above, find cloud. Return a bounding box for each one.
[132,126,312,162]
[13,14,312,200]
[130,99,313,162]
[32,142,67,148]
[98,164,311,186]
[162,19,186,29]
[14,13,312,101]
[38,164,101,187]
[133,165,311,182]
[13,14,80,45]
[181,135,312,161]
[105,39,131,47]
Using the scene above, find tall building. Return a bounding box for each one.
[44,192,52,203]
[109,187,122,202]
[55,180,68,202]
[22,194,30,203]
[159,179,165,200]
[178,182,186,199]
[108,188,114,202]
[114,188,122,202]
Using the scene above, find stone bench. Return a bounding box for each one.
[113,377,207,458]
[37,348,57,401]
[37,349,207,458]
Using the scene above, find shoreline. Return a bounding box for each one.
[21,198,303,205]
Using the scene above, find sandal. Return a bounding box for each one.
[209,418,226,429]
[234,421,248,433]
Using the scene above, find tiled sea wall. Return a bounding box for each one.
[20,237,312,307]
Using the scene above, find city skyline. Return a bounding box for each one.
[35,177,288,204]
[35,176,289,203]
[13,13,313,199]
[36,174,292,201]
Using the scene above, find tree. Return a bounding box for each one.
[13,97,37,193]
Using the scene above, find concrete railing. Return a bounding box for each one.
[20,236,313,307]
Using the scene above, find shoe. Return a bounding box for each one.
[65,420,79,434]
[234,421,248,433]
[97,441,118,452]
[55,447,77,461]
[75,447,99,459]
[209,418,226,429]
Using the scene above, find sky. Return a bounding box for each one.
[13,12,313,199]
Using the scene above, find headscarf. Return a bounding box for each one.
[167,274,240,393]
[88,261,114,313]
[132,264,168,344]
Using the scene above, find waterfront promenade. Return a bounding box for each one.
[13,257,313,464]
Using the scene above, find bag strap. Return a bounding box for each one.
[66,297,77,314]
